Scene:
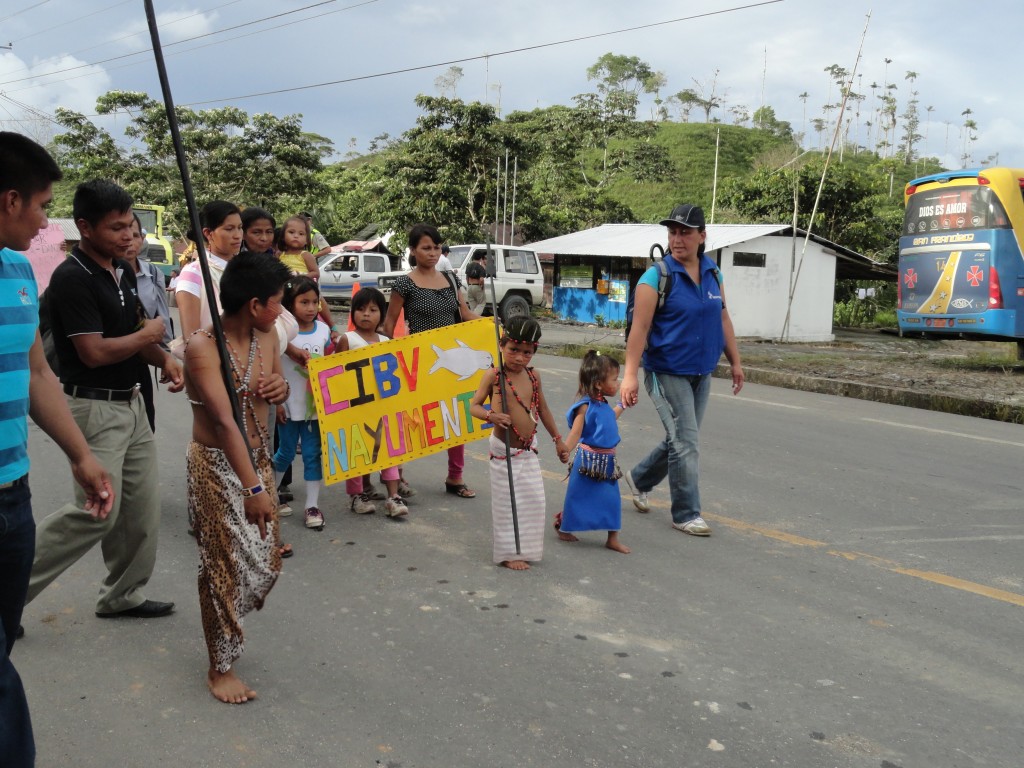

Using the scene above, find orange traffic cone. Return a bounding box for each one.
[347,282,360,331]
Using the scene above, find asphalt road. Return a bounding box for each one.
[15,352,1024,768]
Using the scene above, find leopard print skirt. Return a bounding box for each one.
[187,441,282,673]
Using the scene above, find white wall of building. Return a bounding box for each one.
[714,235,836,342]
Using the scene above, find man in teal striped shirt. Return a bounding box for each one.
[0,132,113,768]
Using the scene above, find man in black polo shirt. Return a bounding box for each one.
[26,180,183,619]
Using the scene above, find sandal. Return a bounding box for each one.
[553,512,563,531]
[278,543,294,559]
[444,482,476,498]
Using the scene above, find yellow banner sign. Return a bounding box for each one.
[308,319,498,484]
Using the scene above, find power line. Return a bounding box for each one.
[0,0,51,26]
[50,0,246,60]
[2,0,379,94]
[0,92,63,126]
[184,0,784,107]
[0,0,240,79]
[10,0,135,44]
[0,0,327,86]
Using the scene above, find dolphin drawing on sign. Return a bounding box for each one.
[429,340,493,380]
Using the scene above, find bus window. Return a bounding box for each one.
[904,186,1011,234]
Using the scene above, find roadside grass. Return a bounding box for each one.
[740,352,855,371]
[548,343,624,363]
[930,353,1024,373]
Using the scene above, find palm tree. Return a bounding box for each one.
[798,91,809,141]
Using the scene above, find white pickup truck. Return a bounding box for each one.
[377,243,545,324]
[318,249,395,309]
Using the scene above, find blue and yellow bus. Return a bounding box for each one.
[898,167,1024,340]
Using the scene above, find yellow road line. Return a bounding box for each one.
[469,450,1024,608]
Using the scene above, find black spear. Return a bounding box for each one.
[485,241,521,555]
[143,1,252,460]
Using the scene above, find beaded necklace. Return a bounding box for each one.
[498,365,540,445]
[224,330,270,451]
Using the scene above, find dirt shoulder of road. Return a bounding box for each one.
[540,320,1024,424]
[725,332,1024,423]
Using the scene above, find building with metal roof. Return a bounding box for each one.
[528,223,895,342]
[49,218,82,243]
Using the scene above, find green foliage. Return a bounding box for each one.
[719,155,921,263]
[602,122,797,221]
[50,51,958,266]
[832,281,897,328]
[52,91,330,238]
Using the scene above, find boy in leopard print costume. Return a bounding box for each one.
[183,251,292,704]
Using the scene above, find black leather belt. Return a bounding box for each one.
[0,474,28,491]
[64,383,141,402]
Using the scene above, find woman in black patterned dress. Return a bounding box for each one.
[383,223,481,497]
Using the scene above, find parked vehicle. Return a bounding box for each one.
[318,248,395,309]
[132,204,177,284]
[377,243,545,324]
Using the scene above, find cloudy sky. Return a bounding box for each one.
[1,0,1019,169]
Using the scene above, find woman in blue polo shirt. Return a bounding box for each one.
[620,204,744,537]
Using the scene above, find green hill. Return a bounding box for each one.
[602,122,798,222]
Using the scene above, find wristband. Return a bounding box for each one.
[617,401,625,409]
[241,483,264,498]
[552,433,562,442]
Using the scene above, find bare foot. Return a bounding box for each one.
[606,533,631,554]
[557,530,579,542]
[208,668,257,704]
[501,559,531,570]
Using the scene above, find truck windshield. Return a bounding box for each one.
[447,245,471,269]
[133,209,158,234]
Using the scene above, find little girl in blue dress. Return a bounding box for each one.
[557,350,630,553]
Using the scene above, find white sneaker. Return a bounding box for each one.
[623,470,650,512]
[672,516,711,536]
[277,502,293,517]
[349,493,376,514]
[385,496,408,518]
[397,479,416,498]
[304,507,325,529]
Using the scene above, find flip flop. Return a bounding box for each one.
[278,543,294,559]
[444,482,476,498]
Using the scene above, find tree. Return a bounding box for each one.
[798,91,809,139]
[53,90,329,237]
[364,96,506,243]
[585,53,662,122]
[899,71,922,164]
[690,70,724,122]
[961,113,979,168]
[434,66,464,99]
[720,158,905,264]
[811,117,827,150]
[668,89,702,122]
[729,104,750,126]
[752,106,793,140]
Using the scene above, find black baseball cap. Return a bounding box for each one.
[660,204,705,229]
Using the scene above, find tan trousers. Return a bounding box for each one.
[27,394,161,614]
